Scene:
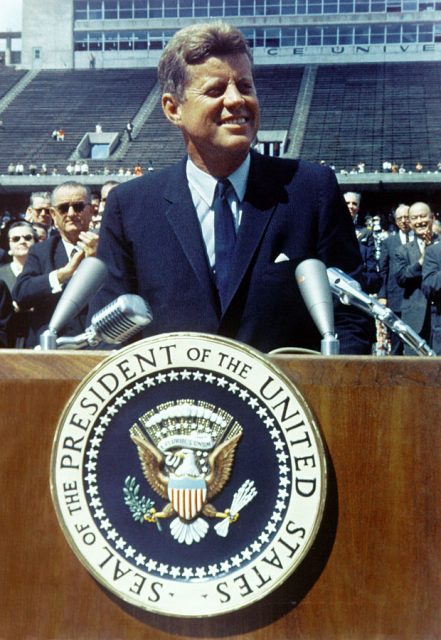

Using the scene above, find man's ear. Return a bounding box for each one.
[162,93,182,126]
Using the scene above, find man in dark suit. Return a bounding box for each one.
[90,21,371,354]
[378,204,412,354]
[395,202,436,355]
[422,238,441,355]
[13,181,98,348]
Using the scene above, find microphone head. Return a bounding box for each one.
[49,257,108,334]
[91,294,152,344]
[295,258,335,338]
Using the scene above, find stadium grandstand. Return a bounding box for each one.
[0,0,440,219]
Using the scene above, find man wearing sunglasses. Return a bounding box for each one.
[13,181,98,348]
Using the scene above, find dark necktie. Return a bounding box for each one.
[213,179,236,309]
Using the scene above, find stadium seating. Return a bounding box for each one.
[0,62,440,175]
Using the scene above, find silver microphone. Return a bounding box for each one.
[55,294,153,349]
[295,258,339,355]
[40,257,108,350]
[327,267,436,357]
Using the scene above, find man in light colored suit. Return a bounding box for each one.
[90,22,370,354]
[395,202,436,354]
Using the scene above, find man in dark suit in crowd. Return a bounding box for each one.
[13,181,98,348]
[422,237,441,355]
[378,204,413,354]
[395,202,436,355]
[90,21,371,354]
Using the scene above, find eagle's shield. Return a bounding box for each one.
[168,477,207,521]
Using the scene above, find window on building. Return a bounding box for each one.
[74,32,88,50]
[120,31,134,49]
[386,24,401,42]
[281,27,296,46]
[281,0,296,13]
[323,25,338,44]
[195,0,210,16]
[134,31,148,49]
[265,28,281,47]
[74,1,88,20]
[418,23,434,41]
[89,31,103,50]
[267,0,281,14]
[134,0,147,18]
[89,0,103,19]
[240,0,255,14]
[104,0,118,19]
[371,24,385,43]
[354,24,369,43]
[225,0,240,14]
[164,2,178,16]
[104,31,118,50]
[148,0,163,16]
[307,26,322,44]
[338,25,353,43]
[119,0,134,19]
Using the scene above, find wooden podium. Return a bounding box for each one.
[1,350,440,639]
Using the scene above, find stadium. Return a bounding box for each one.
[0,0,440,221]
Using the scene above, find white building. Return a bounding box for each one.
[20,0,441,70]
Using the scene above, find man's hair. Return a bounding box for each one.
[158,21,252,102]
[29,191,51,208]
[343,191,361,204]
[51,181,91,206]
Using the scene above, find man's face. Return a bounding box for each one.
[50,185,92,244]
[408,204,433,238]
[344,194,360,220]
[8,225,35,258]
[395,207,410,233]
[163,53,260,176]
[29,196,52,226]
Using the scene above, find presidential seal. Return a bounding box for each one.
[51,333,327,618]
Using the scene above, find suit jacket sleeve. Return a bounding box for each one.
[0,281,13,347]
[13,242,58,310]
[422,243,441,300]
[394,243,421,287]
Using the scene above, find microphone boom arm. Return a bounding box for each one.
[327,267,436,357]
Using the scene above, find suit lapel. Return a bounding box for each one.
[163,161,219,312]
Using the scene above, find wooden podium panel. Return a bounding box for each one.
[0,351,440,639]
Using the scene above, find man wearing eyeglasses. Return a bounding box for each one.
[13,181,98,348]
[25,191,53,228]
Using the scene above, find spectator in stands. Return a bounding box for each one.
[7,162,15,176]
[382,161,392,173]
[415,161,423,172]
[28,162,37,176]
[32,222,48,242]
[25,191,52,228]
[51,129,59,140]
[41,163,48,175]
[66,162,74,176]
[13,181,98,348]
[421,238,441,354]
[57,129,65,142]
[89,53,96,69]
[0,221,37,347]
[395,202,437,354]
[90,181,119,231]
[125,119,134,142]
[378,204,413,354]
[52,166,59,175]
[134,162,142,176]
[74,161,81,175]
[15,162,24,175]
[95,123,103,134]
[81,161,89,175]
[90,21,371,355]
